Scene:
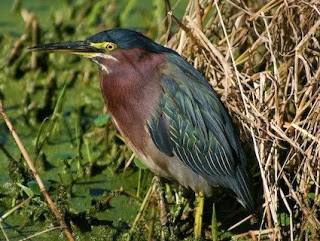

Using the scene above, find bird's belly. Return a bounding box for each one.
[111,117,212,195]
[142,144,213,195]
[132,136,214,196]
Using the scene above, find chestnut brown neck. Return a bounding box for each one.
[97,48,165,151]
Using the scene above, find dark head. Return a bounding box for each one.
[29,28,175,69]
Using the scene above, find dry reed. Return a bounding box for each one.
[164,0,320,240]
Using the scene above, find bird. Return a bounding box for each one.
[29,28,254,238]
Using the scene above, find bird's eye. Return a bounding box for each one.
[105,43,116,51]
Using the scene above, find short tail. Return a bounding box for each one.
[205,164,255,213]
[232,165,255,213]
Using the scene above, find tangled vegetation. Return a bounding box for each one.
[0,0,319,240]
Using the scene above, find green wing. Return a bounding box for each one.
[148,54,254,212]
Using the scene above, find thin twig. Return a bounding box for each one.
[0,100,75,241]
[227,214,253,231]
[0,222,10,241]
[19,226,66,241]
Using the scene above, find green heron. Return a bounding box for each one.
[29,28,254,237]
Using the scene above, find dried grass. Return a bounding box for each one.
[164,0,320,240]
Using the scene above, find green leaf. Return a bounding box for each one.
[133,157,147,170]
[93,114,110,127]
[308,193,315,200]
[51,152,75,161]
[17,183,34,197]
[27,180,52,195]
[279,212,290,227]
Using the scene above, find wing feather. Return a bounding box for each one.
[147,54,254,212]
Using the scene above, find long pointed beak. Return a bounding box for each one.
[28,41,101,58]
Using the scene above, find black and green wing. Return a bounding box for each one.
[148,54,254,212]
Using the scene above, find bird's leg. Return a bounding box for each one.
[194,191,204,239]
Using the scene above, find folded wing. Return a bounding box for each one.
[147,54,254,212]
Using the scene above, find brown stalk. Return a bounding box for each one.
[194,0,202,30]
[167,0,320,239]
[0,100,75,241]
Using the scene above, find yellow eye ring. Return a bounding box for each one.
[106,43,116,51]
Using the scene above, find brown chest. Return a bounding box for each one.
[98,49,165,152]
